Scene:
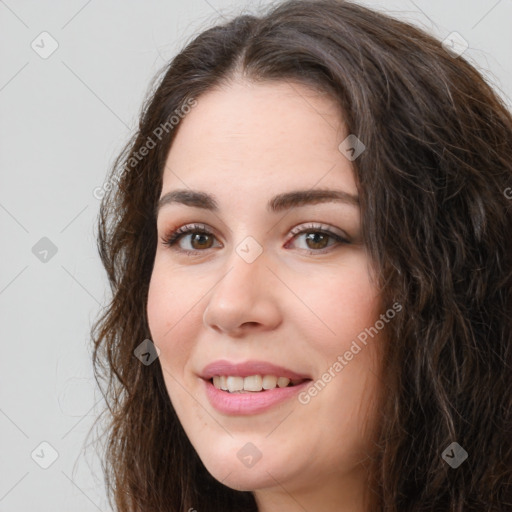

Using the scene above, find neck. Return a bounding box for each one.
[253,464,373,512]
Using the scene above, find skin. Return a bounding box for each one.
[147,78,386,512]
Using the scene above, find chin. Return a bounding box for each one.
[191,435,291,492]
[205,459,280,492]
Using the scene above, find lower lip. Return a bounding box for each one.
[203,378,311,415]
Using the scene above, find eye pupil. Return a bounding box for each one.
[191,233,213,249]
[305,232,328,249]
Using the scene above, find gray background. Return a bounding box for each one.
[1,0,510,510]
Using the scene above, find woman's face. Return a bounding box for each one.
[147,79,386,508]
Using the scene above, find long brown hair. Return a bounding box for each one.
[90,1,512,510]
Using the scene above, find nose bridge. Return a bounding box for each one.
[202,243,281,333]
[212,244,266,310]
[216,232,269,297]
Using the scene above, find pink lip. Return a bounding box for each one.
[200,359,310,381]
[203,378,311,415]
[200,359,312,415]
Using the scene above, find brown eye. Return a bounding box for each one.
[161,223,221,254]
[302,232,330,250]
[287,223,350,254]
[188,232,214,250]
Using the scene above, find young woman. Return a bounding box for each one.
[91,1,512,510]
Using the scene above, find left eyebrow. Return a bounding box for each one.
[155,188,359,217]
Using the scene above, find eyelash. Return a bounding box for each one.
[160,222,349,256]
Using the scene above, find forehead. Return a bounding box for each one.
[162,79,357,197]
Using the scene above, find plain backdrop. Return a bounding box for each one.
[1,0,511,510]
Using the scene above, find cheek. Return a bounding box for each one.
[147,274,211,436]
[292,256,381,355]
[146,265,199,370]
[147,272,172,343]
[147,273,200,417]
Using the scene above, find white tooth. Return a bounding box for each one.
[220,375,228,391]
[277,377,291,388]
[212,376,221,389]
[243,375,263,391]
[226,376,244,392]
[262,375,278,389]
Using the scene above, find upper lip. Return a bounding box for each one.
[200,360,311,381]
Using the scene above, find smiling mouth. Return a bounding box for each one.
[210,375,310,393]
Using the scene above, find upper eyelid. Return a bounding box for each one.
[289,222,349,239]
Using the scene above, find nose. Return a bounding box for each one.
[202,250,282,336]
